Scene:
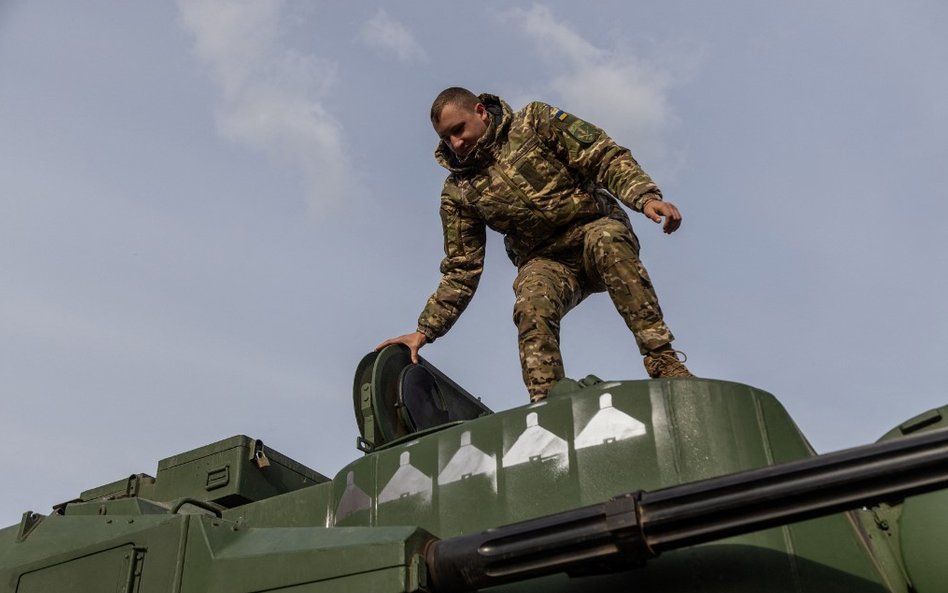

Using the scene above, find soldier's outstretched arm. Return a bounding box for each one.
[643,199,683,234]
[375,331,428,364]
[526,102,681,225]
[379,184,484,364]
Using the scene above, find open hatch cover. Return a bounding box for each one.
[353,345,492,452]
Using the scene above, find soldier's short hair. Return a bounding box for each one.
[430,87,480,123]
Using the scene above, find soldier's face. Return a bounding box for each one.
[434,102,490,158]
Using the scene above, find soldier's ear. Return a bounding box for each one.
[474,102,489,123]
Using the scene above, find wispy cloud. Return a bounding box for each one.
[507,5,696,165]
[358,8,427,63]
[177,0,354,215]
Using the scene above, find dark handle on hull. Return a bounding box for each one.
[426,427,948,592]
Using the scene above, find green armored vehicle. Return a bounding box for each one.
[3,345,948,592]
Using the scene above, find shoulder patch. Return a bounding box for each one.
[567,119,597,144]
[550,106,601,145]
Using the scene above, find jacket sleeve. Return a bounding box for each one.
[416,180,486,342]
[527,101,662,212]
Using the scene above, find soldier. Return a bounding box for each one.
[377,87,692,402]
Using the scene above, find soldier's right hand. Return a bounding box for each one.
[375,331,428,364]
[643,200,683,234]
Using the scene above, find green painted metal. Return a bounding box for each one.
[153,435,329,507]
[874,405,948,592]
[2,347,947,592]
[353,346,491,452]
[336,375,820,532]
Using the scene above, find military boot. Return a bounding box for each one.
[643,346,694,378]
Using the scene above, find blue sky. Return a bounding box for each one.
[2,1,947,525]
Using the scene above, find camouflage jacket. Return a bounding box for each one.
[417,94,663,342]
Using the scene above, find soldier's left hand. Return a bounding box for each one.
[643,200,683,234]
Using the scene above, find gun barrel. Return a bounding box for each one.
[426,427,948,592]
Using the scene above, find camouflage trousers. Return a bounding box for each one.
[512,217,674,401]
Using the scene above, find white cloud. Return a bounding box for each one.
[359,8,427,63]
[508,5,693,165]
[177,0,354,215]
